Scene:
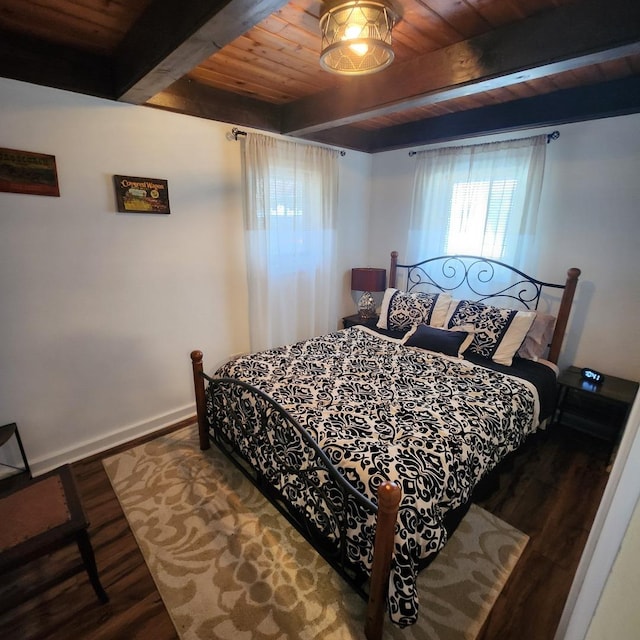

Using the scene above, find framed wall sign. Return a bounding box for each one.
[0,147,60,197]
[113,175,170,214]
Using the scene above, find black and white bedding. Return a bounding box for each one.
[207,325,556,626]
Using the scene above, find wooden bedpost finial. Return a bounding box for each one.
[389,251,399,289]
[378,480,401,510]
[548,267,581,364]
[365,480,402,640]
[191,350,203,364]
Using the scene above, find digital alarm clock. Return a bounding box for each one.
[581,367,605,384]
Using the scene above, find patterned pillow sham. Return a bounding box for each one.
[446,299,535,366]
[377,288,451,332]
[402,324,474,358]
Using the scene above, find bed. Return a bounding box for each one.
[190,251,580,640]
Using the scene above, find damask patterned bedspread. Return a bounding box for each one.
[210,326,541,626]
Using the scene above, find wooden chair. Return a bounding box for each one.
[0,423,31,488]
[0,464,108,612]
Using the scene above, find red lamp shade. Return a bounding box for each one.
[351,268,386,292]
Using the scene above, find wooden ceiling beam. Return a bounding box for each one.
[115,0,291,104]
[298,126,377,152]
[281,0,640,135]
[145,77,282,133]
[363,75,640,152]
[0,28,113,99]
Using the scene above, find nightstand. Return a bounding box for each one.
[554,366,638,446]
[342,313,379,329]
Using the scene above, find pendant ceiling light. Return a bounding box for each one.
[319,1,399,76]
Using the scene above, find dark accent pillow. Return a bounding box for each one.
[403,324,472,358]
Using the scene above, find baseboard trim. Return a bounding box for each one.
[29,404,197,476]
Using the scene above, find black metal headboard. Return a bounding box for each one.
[389,253,566,311]
[388,251,581,363]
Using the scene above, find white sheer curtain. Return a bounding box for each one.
[241,133,338,352]
[407,135,547,270]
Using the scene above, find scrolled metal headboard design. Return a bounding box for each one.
[388,251,581,364]
[391,253,566,310]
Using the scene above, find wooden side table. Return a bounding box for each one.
[554,366,638,447]
[343,313,379,329]
[0,423,31,488]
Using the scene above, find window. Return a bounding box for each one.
[241,133,338,351]
[407,135,546,270]
[258,174,303,219]
[259,172,318,268]
[445,179,517,258]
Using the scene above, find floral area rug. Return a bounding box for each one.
[103,426,528,640]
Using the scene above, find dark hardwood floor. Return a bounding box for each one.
[0,420,610,640]
[476,425,611,640]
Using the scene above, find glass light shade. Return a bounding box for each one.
[319,1,397,76]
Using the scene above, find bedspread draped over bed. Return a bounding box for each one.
[207,326,550,626]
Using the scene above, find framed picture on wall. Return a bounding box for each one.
[0,147,60,197]
[113,175,170,214]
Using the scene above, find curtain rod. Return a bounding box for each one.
[407,130,560,156]
[230,127,558,156]
[228,127,346,155]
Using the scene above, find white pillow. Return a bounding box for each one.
[517,313,556,361]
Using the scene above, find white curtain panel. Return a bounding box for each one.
[407,135,547,272]
[241,133,339,352]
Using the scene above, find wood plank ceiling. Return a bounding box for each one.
[0,0,639,152]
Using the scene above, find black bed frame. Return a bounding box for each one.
[389,251,580,364]
[191,251,581,640]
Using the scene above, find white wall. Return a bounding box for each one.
[585,493,640,639]
[0,78,370,473]
[368,115,640,382]
[335,148,374,314]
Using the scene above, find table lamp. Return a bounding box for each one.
[351,267,386,319]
